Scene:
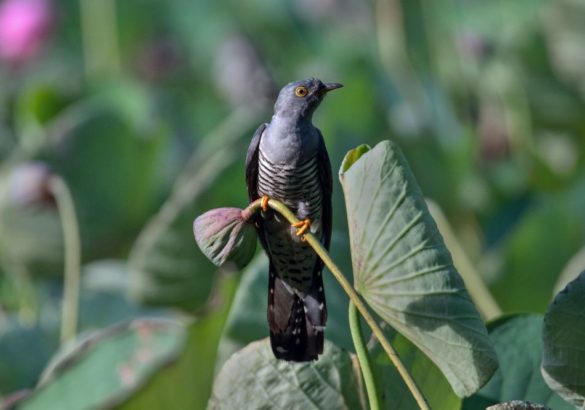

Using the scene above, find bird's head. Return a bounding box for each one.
[273,78,342,120]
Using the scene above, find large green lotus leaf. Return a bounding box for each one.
[370,326,461,410]
[339,141,497,397]
[542,271,585,407]
[0,262,168,397]
[20,319,187,410]
[216,232,355,370]
[208,339,365,410]
[19,273,237,410]
[463,315,571,410]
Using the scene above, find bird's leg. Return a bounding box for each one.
[292,219,312,237]
[261,196,270,212]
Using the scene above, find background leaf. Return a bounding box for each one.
[120,273,238,410]
[19,272,237,410]
[2,0,585,406]
[488,180,585,313]
[0,320,57,396]
[128,109,259,311]
[209,338,365,410]
[44,104,165,260]
[554,245,585,294]
[370,326,461,410]
[339,140,497,397]
[463,315,571,410]
[20,319,187,410]
[542,271,585,407]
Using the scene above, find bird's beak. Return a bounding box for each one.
[322,83,343,93]
[317,82,343,96]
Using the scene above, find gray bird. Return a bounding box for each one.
[246,78,342,361]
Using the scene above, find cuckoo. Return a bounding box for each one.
[246,78,342,361]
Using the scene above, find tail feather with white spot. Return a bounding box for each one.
[267,263,327,362]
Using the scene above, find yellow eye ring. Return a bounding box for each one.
[294,86,308,97]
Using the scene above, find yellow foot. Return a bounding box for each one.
[261,196,269,212]
[292,218,312,237]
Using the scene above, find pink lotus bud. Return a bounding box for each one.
[193,207,257,269]
[0,0,53,64]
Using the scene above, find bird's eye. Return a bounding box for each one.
[294,86,308,97]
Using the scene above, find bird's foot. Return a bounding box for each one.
[261,196,269,212]
[292,219,311,238]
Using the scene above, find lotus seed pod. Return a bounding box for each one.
[193,207,257,269]
[6,161,54,206]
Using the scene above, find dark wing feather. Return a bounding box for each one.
[316,130,333,251]
[245,123,267,202]
[245,123,269,252]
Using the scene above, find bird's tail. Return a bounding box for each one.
[267,264,327,362]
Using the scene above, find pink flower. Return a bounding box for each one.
[0,0,53,64]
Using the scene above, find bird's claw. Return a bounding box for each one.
[261,196,269,212]
[292,219,311,238]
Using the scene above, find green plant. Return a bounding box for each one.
[5,135,585,410]
[3,2,585,407]
[195,140,498,409]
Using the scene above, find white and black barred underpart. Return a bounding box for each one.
[256,147,322,294]
[257,148,322,217]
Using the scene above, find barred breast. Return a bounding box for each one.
[257,147,322,294]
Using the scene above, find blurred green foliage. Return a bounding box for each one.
[1,0,585,408]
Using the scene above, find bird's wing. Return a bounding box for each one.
[245,123,270,253]
[245,123,267,202]
[316,130,333,251]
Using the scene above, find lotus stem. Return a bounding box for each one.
[49,176,81,344]
[349,301,380,410]
[80,0,120,80]
[244,198,430,410]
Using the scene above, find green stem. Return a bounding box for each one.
[49,176,82,344]
[12,263,37,324]
[79,0,120,81]
[245,198,430,410]
[0,172,38,322]
[349,301,380,410]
